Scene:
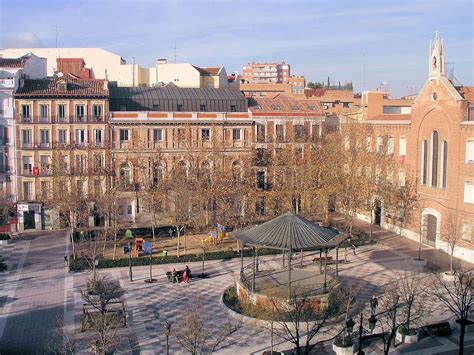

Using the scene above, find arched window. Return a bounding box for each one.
[422,140,428,185]
[442,141,448,188]
[431,131,439,187]
[119,162,133,187]
[152,164,163,187]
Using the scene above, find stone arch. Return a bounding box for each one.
[421,207,441,247]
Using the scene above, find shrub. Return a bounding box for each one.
[334,336,353,347]
[399,325,417,336]
[69,248,281,271]
[0,233,10,241]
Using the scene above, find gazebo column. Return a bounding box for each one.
[252,247,256,292]
[300,249,303,267]
[256,248,259,272]
[319,249,323,274]
[240,242,244,281]
[282,250,285,267]
[323,248,328,293]
[335,247,339,277]
[288,249,292,299]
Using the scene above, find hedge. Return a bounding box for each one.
[69,248,281,272]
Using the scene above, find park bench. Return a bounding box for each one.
[420,321,452,336]
[313,256,334,264]
[166,270,184,283]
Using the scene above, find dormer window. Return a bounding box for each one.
[271,105,281,110]
[290,105,300,111]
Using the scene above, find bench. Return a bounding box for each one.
[166,270,184,283]
[313,256,334,264]
[420,321,452,336]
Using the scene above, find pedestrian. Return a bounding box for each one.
[183,269,188,284]
[352,244,357,255]
[370,295,378,316]
[64,255,68,264]
[172,268,179,283]
[185,265,191,280]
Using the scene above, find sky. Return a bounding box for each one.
[0,0,472,97]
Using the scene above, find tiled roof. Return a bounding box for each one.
[232,212,345,250]
[0,57,28,68]
[248,94,325,114]
[193,66,221,76]
[457,86,474,104]
[15,73,108,97]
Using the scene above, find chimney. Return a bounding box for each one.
[157,58,167,65]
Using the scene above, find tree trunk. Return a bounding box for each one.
[70,228,76,260]
[201,251,205,276]
[113,231,117,260]
[151,221,156,241]
[450,247,454,273]
[460,320,465,355]
[177,228,181,258]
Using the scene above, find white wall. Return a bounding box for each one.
[155,63,200,88]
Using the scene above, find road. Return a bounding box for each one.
[0,230,68,354]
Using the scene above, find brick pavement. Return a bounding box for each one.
[0,231,68,354]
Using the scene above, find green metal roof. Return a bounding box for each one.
[232,212,345,251]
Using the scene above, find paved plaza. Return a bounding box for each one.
[0,224,472,354]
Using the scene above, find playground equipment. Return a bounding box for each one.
[133,237,144,257]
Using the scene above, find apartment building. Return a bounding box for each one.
[14,73,109,230]
[348,33,474,262]
[0,54,46,207]
[248,94,326,216]
[108,85,251,225]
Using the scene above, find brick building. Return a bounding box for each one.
[14,73,109,230]
[349,33,474,262]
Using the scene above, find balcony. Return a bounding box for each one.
[73,116,105,124]
[0,78,15,88]
[0,137,6,146]
[21,142,33,149]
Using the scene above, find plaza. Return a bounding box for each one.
[0,216,472,354]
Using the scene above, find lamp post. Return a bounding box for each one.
[128,241,133,282]
[162,320,171,355]
[346,296,378,355]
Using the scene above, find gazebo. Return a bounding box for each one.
[232,212,348,301]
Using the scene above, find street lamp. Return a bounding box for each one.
[162,320,171,355]
[346,295,378,355]
[128,241,133,282]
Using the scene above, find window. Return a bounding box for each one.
[422,140,428,185]
[177,104,183,112]
[59,155,68,172]
[201,129,210,141]
[39,104,48,121]
[232,128,241,141]
[442,141,448,188]
[119,129,129,141]
[431,131,439,187]
[462,223,472,241]
[366,136,372,152]
[466,140,474,163]
[399,137,407,156]
[75,129,87,145]
[22,156,32,174]
[94,129,103,145]
[387,137,394,155]
[153,129,163,141]
[275,124,284,142]
[256,196,265,216]
[40,155,50,173]
[57,104,66,119]
[92,105,102,118]
[40,129,50,147]
[21,105,30,118]
[75,105,85,119]
[256,124,266,143]
[465,182,474,204]
[256,170,266,190]
[343,102,350,108]
[230,105,236,112]
[293,125,304,142]
[376,136,383,154]
[294,146,303,159]
[255,148,267,165]
[23,181,32,200]
[77,180,85,197]
[76,155,87,174]
[398,170,406,187]
[21,129,31,147]
[200,104,206,112]
[312,124,320,141]
[94,154,103,170]
[58,129,68,144]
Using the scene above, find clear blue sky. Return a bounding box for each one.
[0,0,472,96]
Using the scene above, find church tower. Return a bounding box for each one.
[429,31,445,78]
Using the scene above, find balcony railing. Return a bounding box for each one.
[0,78,15,88]
[17,115,106,124]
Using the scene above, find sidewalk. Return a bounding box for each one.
[329,212,474,272]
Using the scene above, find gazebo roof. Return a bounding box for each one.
[232,212,347,251]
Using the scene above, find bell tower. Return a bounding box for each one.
[429,31,445,78]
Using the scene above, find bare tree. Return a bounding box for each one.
[430,270,473,355]
[396,270,426,334]
[378,287,404,355]
[442,211,465,274]
[173,297,241,354]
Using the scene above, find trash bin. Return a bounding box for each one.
[162,249,168,257]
